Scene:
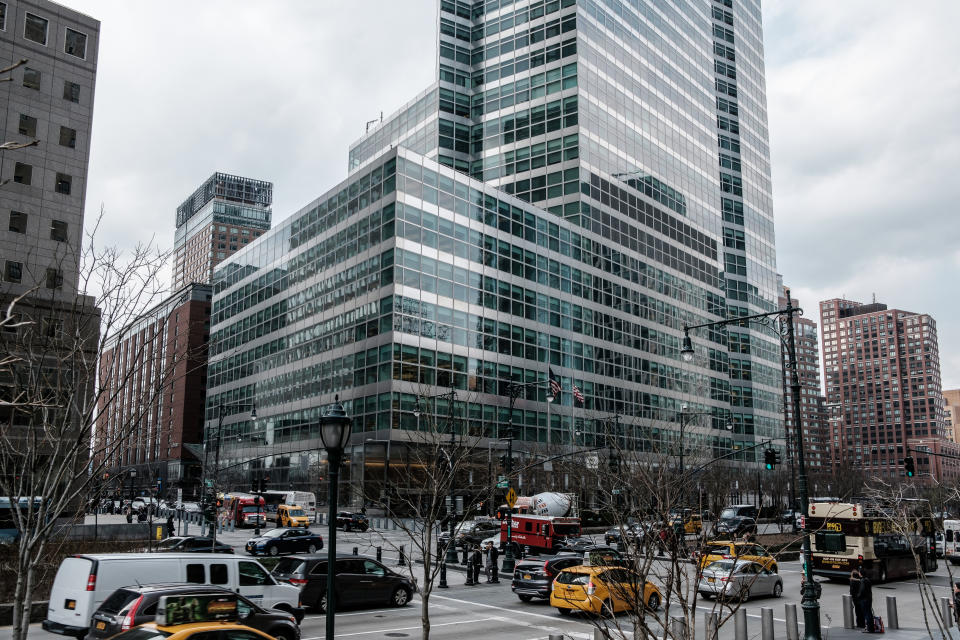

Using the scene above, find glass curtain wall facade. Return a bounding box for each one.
[208,0,782,507]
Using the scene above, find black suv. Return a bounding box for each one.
[714,505,759,538]
[271,553,414,612]
[153,536,234,554]
[84,584,302,640]
[335,512,369,532]
[511,555,584,602]
[438,520,502,547]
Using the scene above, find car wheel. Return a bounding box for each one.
[556,608,571,616]
[603,598,616,617]
[699,592,712,600]
[773,581,783,598]
[739,586,750,602]
[518,594,533,602]
[268,545,279,556]
[646,592,661,611]
[308,544,317,553]
[391,587,411,607]
[317,592,328,613]
[345,523,352,532]
[273,631,293,640]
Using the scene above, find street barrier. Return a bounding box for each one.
[886,595,899,629]
[760,607,774,640]
[670,615,687,639]
[398,544,405,566]
[704,611,718,640]
[941,597,953,628]
[784,603,799,640]
[376,546,382,562]
[842,594,854,628]
[734,608,747,640]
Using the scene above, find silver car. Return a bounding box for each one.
[698,560,783,601]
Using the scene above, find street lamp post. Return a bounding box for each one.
[319,400,352,640]
[502,377,555,574]
[681,289,819,639]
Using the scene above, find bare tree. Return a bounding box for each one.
[0,215,176,640]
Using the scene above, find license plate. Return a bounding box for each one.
[708,577,715,583]
[832,564,840,569]
[523,574,531,580]
[65,600,76,610]
[96,622,105,630]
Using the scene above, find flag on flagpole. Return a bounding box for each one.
[548,368,561,400]
[572,384,585,406]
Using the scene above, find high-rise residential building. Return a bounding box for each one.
[206,0,783,506]
[944,388,960,443]
[820,298,947,480]
[778,284,826,470]
[172,173,273,290]
[95,283,212,498]
[0,1,100,500]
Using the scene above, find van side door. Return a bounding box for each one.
[238,560,275,605]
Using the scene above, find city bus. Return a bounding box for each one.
[806,500,936,583]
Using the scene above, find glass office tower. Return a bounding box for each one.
[208,0,782,508]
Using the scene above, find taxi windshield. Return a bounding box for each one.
[289,509,305,516]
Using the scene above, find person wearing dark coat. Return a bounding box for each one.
[849,569,865,628]
[471,546,482,584]
[166,514,175,538]
[489,543,500,583]
[855,569,874,633]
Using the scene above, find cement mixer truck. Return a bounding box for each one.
[504,492,578,517]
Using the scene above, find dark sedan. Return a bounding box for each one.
[511,555,583,602]
[84,584,302,640]
[246,528,324,556]
[335,512,369,532]
[272,553,414,612]
[153,536,234,553]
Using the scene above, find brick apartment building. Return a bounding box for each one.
[94,283,211,499]
[820,298,947,482]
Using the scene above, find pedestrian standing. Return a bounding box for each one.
[471,545,482,585]
[856,568,874,633]
[952,582,960,627]
[166,514,175,538]
[849,569,864,628]
[489,543,500,583]
[125,505,133,524]
[484,541,494,582]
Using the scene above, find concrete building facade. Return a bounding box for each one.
[820,298,947,481]
[943,388,960,444]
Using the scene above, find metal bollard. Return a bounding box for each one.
[704,611,718,640]
[734,608,747,640]
[549,636,564,640]
[886,595,898,629]
[438,556,448,589]
[761,607,774,640]
[376,546,382,563]
[941,597,953,628]
[352,546,358,555]
[398,544,405,566]
[842,594,854,629]
[670,616,687,639]
[785,603,799,640]
[465,559,474,586]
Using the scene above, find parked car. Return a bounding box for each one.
[271,553,414,612]
[550,565,661,616]
[697,559,783,601]
[511,555,585,602]
[84,584,302,640]
[604,524,643,546]
[438,519,502,548]
[335,512,369,532]
[154,536,234,554]
[779,509,798,525]
[246,529,324,556]
[43,554,300,639]
[696,541,778,573]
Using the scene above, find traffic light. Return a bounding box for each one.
[904,456,915,477]
[495,508,507,520]
[156,477,162,492]
[764,448,777,470]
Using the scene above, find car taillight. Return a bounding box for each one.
[543,561,553,576]
[586,581,596,595]
[722,554,732,559]
[85,572,96,592]
[719,577,730,582]
[121,596,144,630]
[289,578,307,585]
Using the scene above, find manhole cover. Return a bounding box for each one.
[385,634,409,638]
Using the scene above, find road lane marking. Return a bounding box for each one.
[429,593,595,626]
[301,616,497,638]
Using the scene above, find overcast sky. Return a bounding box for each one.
[67,1,960,389]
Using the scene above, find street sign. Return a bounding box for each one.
[496,480,509,489]
[505,487,517,508]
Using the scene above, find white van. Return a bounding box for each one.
[944,519,960,564]
[263,491,317,522]
[42,553,299,638]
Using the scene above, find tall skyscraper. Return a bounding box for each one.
[820,298,947,480]
[207,0,782,503]
[172,173,273,289]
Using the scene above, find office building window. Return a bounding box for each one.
[45,268,62,289]
[13,163,32,185]
[5,260,22,283]
[59,126,77,148]
[55,173,72,195]
[18,114,37,137]
[0,3,6,31]
[24,13,48,45]
[42,317,61,338]
[51,220,68,242]
[64,28,86,58]
[23,67,40,89]
[9,211,27,234]
[63,80,80,103]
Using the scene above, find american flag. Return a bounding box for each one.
[548,368,561,400]
[572,384,585,406]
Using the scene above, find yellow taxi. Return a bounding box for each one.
[109,593,275,640]
[668,510,703,534]
[550,565,661,616]
[696,541,778,573]
[276,505,310,528]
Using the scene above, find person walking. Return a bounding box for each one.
[855,568,875,633]
[484,542,494,582]
[849,569,864,628]
[489,542,500,583]
[952,582,960,627]
[166,513,175,538]
[471,545,482,585]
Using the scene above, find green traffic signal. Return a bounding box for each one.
[904,456,915,477]
[763,448,776,470]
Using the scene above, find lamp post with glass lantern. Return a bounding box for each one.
[502,377,555,574]
[319,400,352,640]
[680,290,818,639]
